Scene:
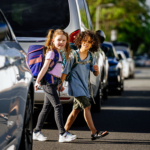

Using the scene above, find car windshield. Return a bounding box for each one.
[122,51,130,58]
[101,44,115,58]
[0,0,70,37]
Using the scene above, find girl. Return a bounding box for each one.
[33,29,77,143]
[60,30,108,140]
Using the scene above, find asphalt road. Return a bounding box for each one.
[33,67,150,150]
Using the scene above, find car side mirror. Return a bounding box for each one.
[0,23,8,42]
[117,54,122,60]
[101,45,109,54]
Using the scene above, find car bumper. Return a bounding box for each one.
[107,73,121,90]
[34,86,74,104]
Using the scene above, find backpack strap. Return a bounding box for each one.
[69,50,93,72]
[75,51,93,65]
[47,49,62,72]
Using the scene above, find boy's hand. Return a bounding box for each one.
[93,65,99,72]
[93,65,99,76]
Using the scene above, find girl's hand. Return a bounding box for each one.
[93,65,99,72]
[57,85,65,92]
[60,86,65,92]
[34,82,41,91]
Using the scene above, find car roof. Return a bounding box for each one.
[116,51,124,54]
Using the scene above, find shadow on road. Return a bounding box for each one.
[33,90,150,134]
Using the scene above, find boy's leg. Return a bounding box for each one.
[84,106,97,135]
[65,109,80,132]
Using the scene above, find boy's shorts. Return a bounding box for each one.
[73,96,91,111]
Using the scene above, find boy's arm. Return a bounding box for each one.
[93,65,99,76]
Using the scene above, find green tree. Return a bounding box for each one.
[86,0,150,55]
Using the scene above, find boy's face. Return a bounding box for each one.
[81,36,93,52]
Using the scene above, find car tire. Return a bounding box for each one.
[131,73,134,78]
[115,89,122,95]
[19,90,33,150]
[91,86,101,113]
[102,87,108,100]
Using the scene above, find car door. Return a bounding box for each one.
[0,11,28,149]
[0,15,17,148]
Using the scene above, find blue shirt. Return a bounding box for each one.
[62,49,95,98]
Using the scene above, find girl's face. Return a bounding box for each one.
[81,36,93,51]
[52,34,67,51]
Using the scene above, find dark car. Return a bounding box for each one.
[0,10,34,150]
[101,42,124,95]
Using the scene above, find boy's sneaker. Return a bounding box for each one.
[33,132,48,141]
[59,132,77,142]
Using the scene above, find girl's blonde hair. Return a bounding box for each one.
[44,29,71,60]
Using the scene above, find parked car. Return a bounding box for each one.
[101,42,124,95]
[116,51,130,78]
[0,0,108,112]
[0,10,34,150]
[113,42,135,78]
[96,30,109,101]
[134,56,147,67]
[145,58,150,67]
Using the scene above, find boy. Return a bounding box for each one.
[60,30,108,140]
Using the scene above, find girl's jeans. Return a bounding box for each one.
[35,84,65,134]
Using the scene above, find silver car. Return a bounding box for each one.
[0,10,34,150]
[0,0,108,112]
[113,42,135,78]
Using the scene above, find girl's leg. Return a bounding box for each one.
[35,94,52,132]
[84,106,97,135]
[45,85,65,134]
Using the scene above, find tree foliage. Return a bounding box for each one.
[86,0,150,55]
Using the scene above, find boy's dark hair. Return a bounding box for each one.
[74,30,99,53]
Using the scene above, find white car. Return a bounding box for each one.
[117,51,130,78]
[1,0,108,113]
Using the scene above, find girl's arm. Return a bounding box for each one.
[35,59,51,91]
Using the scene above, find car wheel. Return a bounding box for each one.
[91,86,101,113]
[19,90,33,150]
[102,87,108,100]
[131,72,134,78]
[115,89,122,95]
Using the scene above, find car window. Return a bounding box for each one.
[102,44,115,58]
[0,13,11,41]
[77,0,89,29]
[123,51,130,58]
[84,0,93,30]
[0,0,70,37]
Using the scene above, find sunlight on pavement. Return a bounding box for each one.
[101,106,150,111]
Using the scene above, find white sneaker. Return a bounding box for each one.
[59,132,77,143]
[33,132,48,141]
[67,132,77,139]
